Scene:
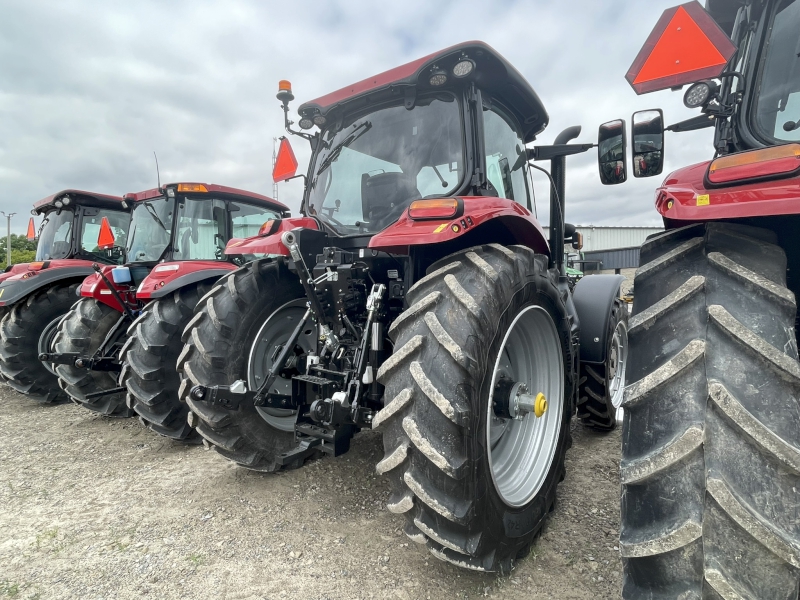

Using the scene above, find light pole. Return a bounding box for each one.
[0,211,15,267]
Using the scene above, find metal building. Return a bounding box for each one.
[575,226,664,252]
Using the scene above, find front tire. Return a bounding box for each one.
[178,259,318,472]
[375,244,575,572]
[0,283,80,403]
[54,298,131,416]
[120,281,214,440]
[621,223,800,599]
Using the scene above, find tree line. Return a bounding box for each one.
[0,234,37,270]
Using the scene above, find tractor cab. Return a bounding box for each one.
[32,190,129,264]
[0,190,129,308]
[74,181,289,311]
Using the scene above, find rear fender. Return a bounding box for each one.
[0,265,95,307]
[224,217,319,256]
[572,274,625,364]
[79,267,128,312]
[136,261,236,300]
[368,197,550,256]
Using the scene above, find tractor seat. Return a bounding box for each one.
[361,171,421,229]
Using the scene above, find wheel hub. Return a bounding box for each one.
[493,379,548,420]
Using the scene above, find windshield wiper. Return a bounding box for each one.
[315,121,373,176]
[143,201,169,232]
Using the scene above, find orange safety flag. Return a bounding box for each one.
[626,1,736,95]
[97,217,116,249]
[26,217,36,240]
[273,137,299,183]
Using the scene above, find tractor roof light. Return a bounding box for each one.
[62,196,71,205]
[453,58,475,78]
[684,80,719,109]
[54,200,63,208]
[177,184,208,193]
[299,118,314,130]
[408,198,461,220]
[313,115,326,126]
[707,143,800,186]
[428,66,448,87]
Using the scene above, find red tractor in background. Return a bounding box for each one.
[41,183,287,440]
[179,41,629,572]
[0,190,130,403]
[615,1,800,598]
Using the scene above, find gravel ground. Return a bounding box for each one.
[0,386,623,599]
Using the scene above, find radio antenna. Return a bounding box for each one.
[153,151,161,188]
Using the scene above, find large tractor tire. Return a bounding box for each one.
[621,222,800,599]
[120,281,213,440]
[0,283,80,403]
[375,244,575,572]
[53,298,131,416]
[178,259,318,472]
[576,297,628,431]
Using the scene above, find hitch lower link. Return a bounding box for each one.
[38,352,122,372]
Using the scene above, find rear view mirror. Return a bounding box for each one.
[598,120,627,185]
[632,109,665,178]
[273,137,299,183]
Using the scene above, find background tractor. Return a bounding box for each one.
[0,190,130,403]
[179,41,628,572]
[43,183,287,439]
[617,1,800,598]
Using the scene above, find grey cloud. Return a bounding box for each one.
[1,0,719,233]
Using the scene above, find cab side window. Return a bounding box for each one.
[231,203,281,239]
[482,105,530,206]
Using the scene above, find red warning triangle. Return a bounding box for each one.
[626,2,736,95]
[97,216,116,249]
[26,217,36,240]
[273,137,299,183]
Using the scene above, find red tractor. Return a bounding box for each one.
[0,190,130,403]
[179,41,629,571]
[616,1,800,597]
[41,183,287,440]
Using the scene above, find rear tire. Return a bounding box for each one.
[120,281,214,440]
[576,298,628,431]
[178,259,318,472]
[621,223,800,599]
[0,283,80,403]
[54,298,131,416]
[375,244,575,572]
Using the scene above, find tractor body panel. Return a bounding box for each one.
[656,161,800,223]
[224,217,320,257]
[136,261,236,300]
[368,197,550,256]
[0,261,96,306]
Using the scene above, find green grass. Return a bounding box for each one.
[0,581,20,598]
[187,553,204,566]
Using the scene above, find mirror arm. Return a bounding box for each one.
[666,114,716,133]
[528,143,595,161]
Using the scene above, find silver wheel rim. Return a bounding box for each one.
[247,299,315,432]
[39,315,65,377]
[487,305,564,508]
[609,318,628,413]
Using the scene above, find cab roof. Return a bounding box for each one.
[298,40,549,143]
[33,189,127,213]
[123,183,289,214]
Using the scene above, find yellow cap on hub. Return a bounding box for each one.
[534,393,548,418]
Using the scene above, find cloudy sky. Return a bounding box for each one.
[0,0,717,234]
